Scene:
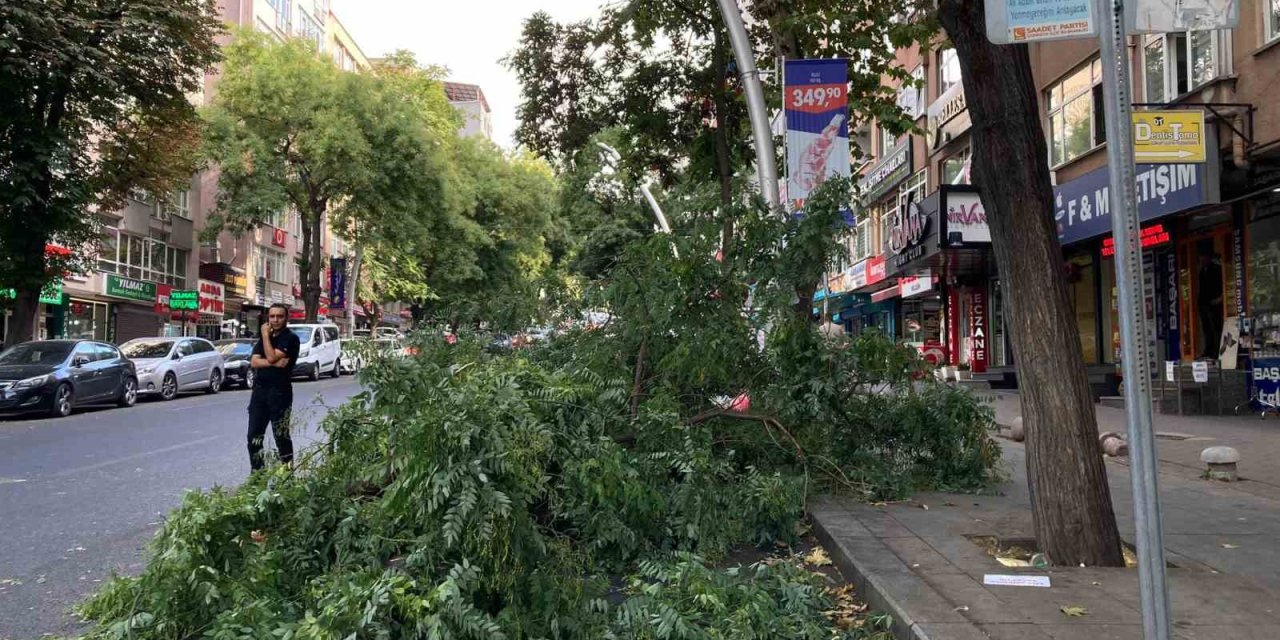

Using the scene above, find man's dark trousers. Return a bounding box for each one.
[247,385,294,471]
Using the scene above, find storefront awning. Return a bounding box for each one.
[871,285,901,303]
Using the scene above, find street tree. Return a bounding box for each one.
[936,0,1124,566]
[0,0,222,346]
[203,32,452,323]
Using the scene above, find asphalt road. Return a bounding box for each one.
[0,376,363,639]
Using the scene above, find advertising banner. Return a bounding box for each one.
[784,59,849,217]
[329,257,347,310]
[198,279,225,316]
[1252,358,1280,410]
[985,0,1095,44]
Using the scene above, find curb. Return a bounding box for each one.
[809,498,991,640]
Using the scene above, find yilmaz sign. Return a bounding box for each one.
[1053,163,1215,246]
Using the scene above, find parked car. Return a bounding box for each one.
[215,339,256,389]
[0,340,137,417]
[288,324,342,381]
[337,338,365,374]
[120,337,225,401]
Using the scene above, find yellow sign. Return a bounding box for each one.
[1132,110,1206,163]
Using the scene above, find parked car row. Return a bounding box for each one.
[0,323,362,419]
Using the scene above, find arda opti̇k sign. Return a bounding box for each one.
[784,59,849,219]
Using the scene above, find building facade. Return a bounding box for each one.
[826,1,1280,396]
[443,82,494,141]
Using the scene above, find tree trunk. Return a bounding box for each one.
[301,198,325,324]
[346,242,363,337]
[938,0,1124,567]
[5,289,40,347]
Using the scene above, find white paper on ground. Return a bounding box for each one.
[983,574,1051,587]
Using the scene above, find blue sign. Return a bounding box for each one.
[1053,163,1208,246]
[784,59,850,219]
[1252,358,1280,411]
[329,257,346,310]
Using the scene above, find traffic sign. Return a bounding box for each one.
[1132,110,1206,163]
[170,289,199,311]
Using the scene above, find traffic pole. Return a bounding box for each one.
[1093,1,1171,638]
[715,0,780,211]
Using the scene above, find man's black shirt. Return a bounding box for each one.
[252,328,301,390]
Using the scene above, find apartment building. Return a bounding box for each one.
[827,1,1280,397]
[24,0,375,346]
[443,82,494,141]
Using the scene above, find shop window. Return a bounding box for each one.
[938,48,961,95]
[1141,31,1231,102]
[898,170,927,211]
[1065,253,1099,364]
[1249,213,1280,356]
[942,147,971,185]
[1046,59,1106,167]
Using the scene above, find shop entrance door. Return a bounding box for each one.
[1178,227,1235,361]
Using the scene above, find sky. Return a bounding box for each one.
[335,0,605,148]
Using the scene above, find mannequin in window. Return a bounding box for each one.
[1197,242,1223,360]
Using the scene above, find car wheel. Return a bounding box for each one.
[330,358,342,378]
[117,377,138,408]
[243,368,255,390]
[160,372,178,401]
[50,383,73,418]
[206,369,222,394]
[308,363,320,382]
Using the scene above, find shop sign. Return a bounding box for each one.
[926,82,970,150]
[1101,223,1171,257]
[198,279,225,315]
[849,260,867,289]
[271,291,283,304]
[1164,253,1181,361]
[866,255,887,285]
[784,59,850,215]
[1,280,63,305]
[105,274,156,302]
[858,139,912,204]
[889,201,928,254]
[1133,110,1206,163]
[969,290,988,373]
[886,192,940,276]
[169,289,199,311]
[1053,163,1210,246]
[271,227,287,248]
[1232,217,1246,321]
[900,270,935,298]
[944,191,990,244]
[1252,358,1280,411]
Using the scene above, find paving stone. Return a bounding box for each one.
[1036,623,1145,639]
[977,623,1056,640]
[881,536,965,575]
[919,573,1032,624]
[864,571,970,625]
[1174,625,1280,640]
[909,622,993,640]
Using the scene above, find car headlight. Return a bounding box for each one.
[14,374,51,389]
[137,366,155,375]
[299,347,310,357]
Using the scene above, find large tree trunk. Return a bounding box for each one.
[938,0,1124,567]
[346,242,363,337]
[711,24,736,254]
[5,290,40,347]
[301,198,325,324]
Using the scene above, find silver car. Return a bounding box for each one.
[119,337,226,401]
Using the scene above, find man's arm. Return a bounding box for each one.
[250,340,273,369]
[261,328,287,363]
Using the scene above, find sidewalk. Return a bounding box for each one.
[810,438,1280,640]
[986,389,1280,500]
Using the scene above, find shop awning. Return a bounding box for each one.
[871,285,901,303]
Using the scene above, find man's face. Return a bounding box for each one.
[267,309,287,333]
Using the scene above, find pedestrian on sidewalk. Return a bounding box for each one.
[247,303,300,471]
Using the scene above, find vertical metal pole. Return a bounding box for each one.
[1093,1,1171,638]
[715,0,780,210]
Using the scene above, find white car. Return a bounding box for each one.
[120,337,225,401]
[337,338,364,374]
[288,324,342,381]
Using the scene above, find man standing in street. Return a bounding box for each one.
[248,303,301,471]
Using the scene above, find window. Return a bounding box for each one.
[164,191,190,219]
[942,147,971,185]
[93,343,119,362]
[298,10,323,50]
[898,170,927,212]
[96,229,188,286]
[1268,2,1280,45]
[896,66,925,120]
[259,248,288,283]
[879,124,896,157]
[875,203,892,255]
[938,48,961,95]
[1046,59,1106,167]
[1141,31,1231,102]
[264,208,288,230]
[268,0,292,31]
[853,218,871,261]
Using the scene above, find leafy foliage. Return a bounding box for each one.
[80,178,997,639]
[0,0,222,344]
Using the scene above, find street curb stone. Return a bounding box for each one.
[809,497,991,640]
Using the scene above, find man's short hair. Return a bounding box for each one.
[267,303,290,317]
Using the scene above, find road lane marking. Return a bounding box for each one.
[42,435,225,480]
[0,477,26,484]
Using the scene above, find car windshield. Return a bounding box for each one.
[0,342,73,366]
[289,327,315,342]
[217,342,252,356]
[121,340,174,359]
